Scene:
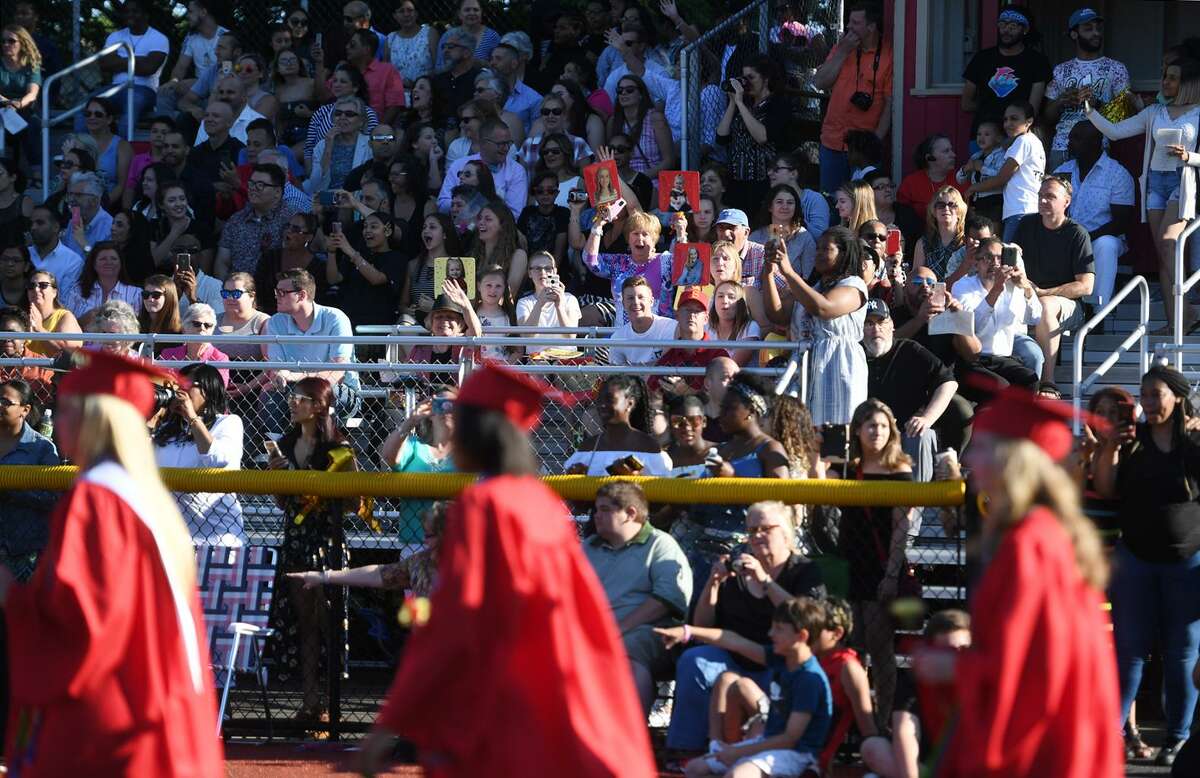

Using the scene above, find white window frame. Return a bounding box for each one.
[912,0,980,96]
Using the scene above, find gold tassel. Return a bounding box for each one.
[1099,90,1133,123]
[293,446,378,530]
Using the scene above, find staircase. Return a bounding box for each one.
[1059,277,1200,401]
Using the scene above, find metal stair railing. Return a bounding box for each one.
[1072,275,1150,434]
[1172,216,1200,369]
[40,42,136,201]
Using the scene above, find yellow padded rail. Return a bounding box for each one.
[0,466,966,507]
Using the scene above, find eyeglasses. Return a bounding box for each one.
[25,281,53,291]
[529,264,556,274]
[747,523,785,537]
[220,288,247,299]
[616,86,638,95]
[275,286,301,297]
[934,201,959,210]
[83,110,108,119]
[286,223,310,233]
[910,277,936,287]
[871,181,895,190]
[67,190,97,199]
[143,289,166,299]
[864,233,887,241]
[333,110,361,118]
[669,415,704,428]
[247,179,280,191]
[189,320,216,330]
[0,398,26,408]
[56,160,78,170]
[541,146,563,156]
[609,144,631,153]
[371,134,396,142]
[483,138,512,149]
[540,107,564,117]
[287,391,314,403]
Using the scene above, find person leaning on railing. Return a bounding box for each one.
[152,363,245,547]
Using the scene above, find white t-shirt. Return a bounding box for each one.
[1002,132,1045,220]
[1045,57,1131,152]
[105,27,171,90]
[516,292,582,354]
[181,25,229,74]
[607,315,677,366]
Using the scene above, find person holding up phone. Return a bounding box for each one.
[1093,364,1200,767]
[516,251,581,356]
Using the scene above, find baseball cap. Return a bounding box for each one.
[675,286,711,312]
[715,208,749,228]
[442,26,477,50]
[500,31,533,59]
[1068,8,1102,30]
[864,298,891,320]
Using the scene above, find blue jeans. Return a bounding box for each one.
[666,644,771,750]
[1011,333,1044,378]
[1109,542,1200,740]
[1002,214,1023,243]
[818,144,851,198]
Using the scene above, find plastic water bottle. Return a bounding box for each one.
[37,409,53,440]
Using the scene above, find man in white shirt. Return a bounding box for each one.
[608,276,677,366]
[1052,121,1135,307]
[164,0,227,92]
[437,118,528,218]
[194,76,264,145]
[83,0,169,128]
[27,206,84,293]
[953,237,1045,378]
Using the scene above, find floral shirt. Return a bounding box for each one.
[582,249,674,325]
[218,200,298,275]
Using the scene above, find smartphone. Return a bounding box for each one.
[567,189,588,204]
[315,32,323,47]
[819,423,850,460]
[330,220,342,235]
[932,282,946,307]
[264,439,282,459]
[221,60,233,76]
[1117,401,1136,426]
[610,197,627,217]
[176,253,192,272]
[885,228,901,256]
[318,190,337,208]
[1001,245,1018,267]
[70,206,81,226]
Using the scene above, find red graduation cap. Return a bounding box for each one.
[57,349,189,420]
[456,360,566,431]
[972,383,1084,461]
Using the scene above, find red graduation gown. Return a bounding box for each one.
[943,507,1122,778]
[5,462,223,777]
[376,475,656,778]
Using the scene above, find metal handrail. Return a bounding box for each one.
[1072,275,1150,433]
[679,0,771,169]
[41,42,136,201]
[1173,216,1200,370]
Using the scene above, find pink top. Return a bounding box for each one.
[159,343,231,387]
[328,60,406,117]
[126,152,154,190]
[587,88,613,119]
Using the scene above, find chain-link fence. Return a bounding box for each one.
[0,331,970,741]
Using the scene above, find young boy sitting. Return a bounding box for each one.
[860,609,971,778]
[814,598,877,770]
[656,597,833,777]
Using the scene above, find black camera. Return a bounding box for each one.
[152,383,176,414]
[850,91,874,111]
[722,76,749,94]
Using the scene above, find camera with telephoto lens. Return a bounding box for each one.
[850,91,874,111]
[152,383,176,414]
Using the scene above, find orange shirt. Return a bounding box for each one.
[820,39,894,151]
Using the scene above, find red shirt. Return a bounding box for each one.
[652,337,729,391]
[896,170,969,221]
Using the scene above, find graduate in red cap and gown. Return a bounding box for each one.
[924,386,1122,778]
[0,350,223,777]
[355,361,657,778]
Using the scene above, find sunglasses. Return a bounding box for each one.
[25,281,53,291]
[83,110,108,119]
[286,223,310,233]
[287,391,314,402]
[189,320,216,330]
[540,107,564,116]
[910,277,937,287]
[670,415,704,428]
[864,233,887,241]
[934,201,959,210]
[275,286,301,297]
[143,289,166,299]
[220,288,247,299]
[616,86,638,95]
[333,110,361,118]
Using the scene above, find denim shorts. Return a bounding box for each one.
[1147,168,1182,210]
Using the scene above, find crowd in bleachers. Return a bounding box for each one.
[3,0,1200,773]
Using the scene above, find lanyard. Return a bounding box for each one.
[855,43,882,91]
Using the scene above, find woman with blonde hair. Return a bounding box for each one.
[928,387,1122,776]
[0,24,43,168]
[836,397,915,722]
[833,179,878,234]
[913,185,967,279]
[0,350,223,774]
[583,207,676,323]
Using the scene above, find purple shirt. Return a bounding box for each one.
[582,249,674,325]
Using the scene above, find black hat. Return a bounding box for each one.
[425,293,467,329]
